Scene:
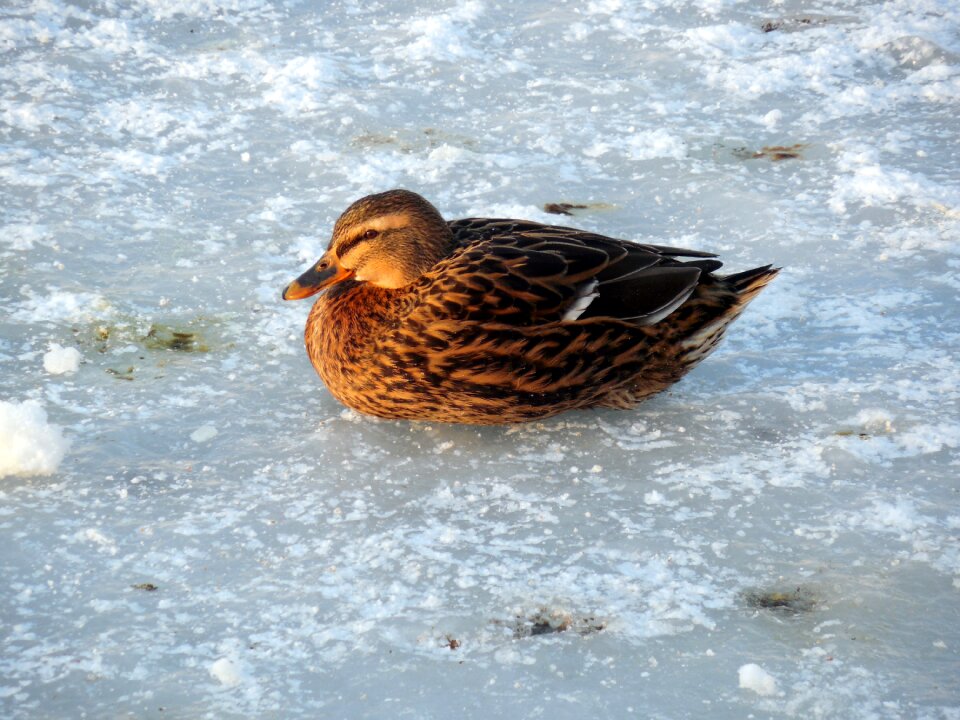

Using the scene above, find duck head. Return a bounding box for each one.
[283,189,453,300]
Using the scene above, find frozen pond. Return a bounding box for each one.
[1,0,958,717]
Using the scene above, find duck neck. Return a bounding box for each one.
[306,282,397,368]
[408,225,454,276]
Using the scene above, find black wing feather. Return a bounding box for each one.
[422,218,722,326]
[579,266,702,323]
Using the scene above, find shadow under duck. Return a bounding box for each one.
[283,189,778,424]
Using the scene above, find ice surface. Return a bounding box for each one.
[190,424,219,443]
[1,0,958,718]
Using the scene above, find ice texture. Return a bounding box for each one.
[190,424,219,443]
[1,0,958,718]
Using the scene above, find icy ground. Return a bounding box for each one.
[1,0,959,717]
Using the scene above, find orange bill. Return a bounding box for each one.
[282,256,354,300]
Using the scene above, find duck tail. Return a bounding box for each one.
[722,264,781,309]
[677,264,780,367]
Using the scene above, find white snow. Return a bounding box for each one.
[42,343,81,375]
[262,56,341,113]
[626,129,686,161]
[0,400,69,479]
[11,291,113,324]
[760,108,782,129]
[398,0,484,62]
[1,0,959,717]
[739,663,779,696]
[210,657,244,687]
[76,528,118,555]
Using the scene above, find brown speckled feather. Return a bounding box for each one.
[289,191,779,424]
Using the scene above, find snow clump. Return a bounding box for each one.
[0,400,70,479]
[738,663,779,696]
[43,343,82,375]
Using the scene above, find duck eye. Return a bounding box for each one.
[363,229,380,240]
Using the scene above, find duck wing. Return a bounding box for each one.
[414,219,722,326]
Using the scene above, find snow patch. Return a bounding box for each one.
[43,343,82,375]
[0,400,70,479]
[829,148,960,214]
[739,663,779,696]
[627,129,686,161]
[760,108,782,129]
[210,657,244,686]
[12,291,113,324]
[262,56,340,113]
[398,1,484,62]
[684,23,760,59]
[1,224,50,251]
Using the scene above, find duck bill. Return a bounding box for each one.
[282,257,354,300]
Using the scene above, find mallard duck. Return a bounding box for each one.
[283,189,778,424]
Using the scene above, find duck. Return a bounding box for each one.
[282,189,778,424]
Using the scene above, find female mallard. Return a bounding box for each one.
[283,189,778,424]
